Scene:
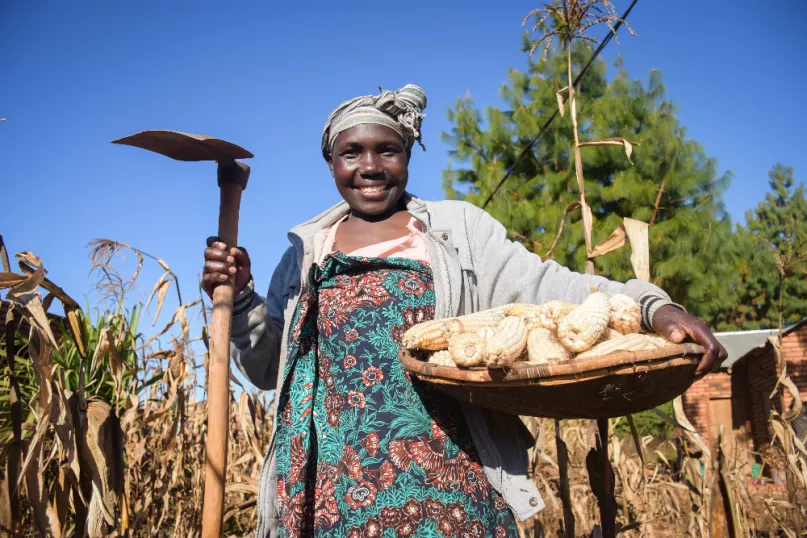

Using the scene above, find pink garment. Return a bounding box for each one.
[318,215,431,264]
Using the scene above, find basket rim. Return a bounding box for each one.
[400,343,705,386]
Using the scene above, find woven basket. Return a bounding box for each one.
[399,343,704,419]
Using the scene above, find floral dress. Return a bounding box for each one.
[274,252,518,537]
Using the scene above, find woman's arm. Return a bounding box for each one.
[468,206,675,330]
[229,247,296,390]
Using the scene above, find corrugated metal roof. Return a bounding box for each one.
[713,318,807,369]
[715,329,777,368]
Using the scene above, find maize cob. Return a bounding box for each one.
[476,326,496,342]
[402,319,456,350]
[527,328,573,364]
[448,332,487,368]
[608,294,642,334]
[642,334,675,348]
[485,317,529,368]
[595,328,623,343]
[557,292,611,352]
[504,303,544,329]
[402,308,505,350]
[427,350,455,367]
[576,332,659,359]
[539,301,577,331]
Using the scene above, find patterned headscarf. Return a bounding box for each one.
[321,84,427,159]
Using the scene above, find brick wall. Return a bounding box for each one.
[681,371,732,440]
[746,347,778,448]
[781,324,807,411]
[682,321,807,451]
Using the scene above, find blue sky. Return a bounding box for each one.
[2,0,805,329]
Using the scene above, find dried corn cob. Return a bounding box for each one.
[576,332,659,359]
[539,301,577,331]
[596,328,623,343]
[427,350,455,367]
[504,303,544,329]
[476,326,496,342]
[557,292,611,352]
[527,328,573,364]
[642,334,674,348]
[402,319,456,350]
[485,317,529,368]
[608,294,642,335]
[448,333,486,368]
[402,308,505,350]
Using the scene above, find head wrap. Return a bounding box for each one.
[321,84,427,159]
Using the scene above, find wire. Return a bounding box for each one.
[480,0,640,209]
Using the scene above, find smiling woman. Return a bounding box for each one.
[200,84,727,538]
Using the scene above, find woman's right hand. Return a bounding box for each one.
[202,237,252,299]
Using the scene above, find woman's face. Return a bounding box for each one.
[328,123,409,218]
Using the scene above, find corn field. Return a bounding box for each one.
[1,232,804,537]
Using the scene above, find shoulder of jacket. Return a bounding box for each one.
[426,199,488,227]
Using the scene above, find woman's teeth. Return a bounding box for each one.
[359,185,387,194]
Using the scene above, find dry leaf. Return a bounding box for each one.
[71,395,124,537]
[578,137,639,164]
[624,218,650,281]
[0,272,27,289]
[545,202,581,259]
[156,258,171,272]
[145,272,170,316]
[556,86,568,117]
[589,222,628,259]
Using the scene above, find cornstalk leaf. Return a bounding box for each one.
[155,258,171,272]
[131,251,144,285]
[11,292,59,349]
[140,299,200,349]
[577,137,639,164]
[556,86,568,117]
[624,218,650,281]
[144,272,170,315]
[545,202,581,259]
[152,278,171,327]
[589,221,627,259]
[0,272,26,289]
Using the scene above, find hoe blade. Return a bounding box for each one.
[112,130,253,162]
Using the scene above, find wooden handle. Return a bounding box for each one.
[201,181,243,538]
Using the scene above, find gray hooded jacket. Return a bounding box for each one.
[229,194,676,537]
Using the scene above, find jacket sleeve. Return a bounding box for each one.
[468,205,680,330]
[229,247,296,390]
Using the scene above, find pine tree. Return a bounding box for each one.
[442,42,734,321]
[723,165,807,329]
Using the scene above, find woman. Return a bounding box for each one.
[202,84,727,538]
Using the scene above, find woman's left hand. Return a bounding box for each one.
[651,305,728,377]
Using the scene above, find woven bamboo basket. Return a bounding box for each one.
[399,343,704,419]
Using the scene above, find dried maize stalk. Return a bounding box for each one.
[448,333,486,368]
[576,332,660,359]
[557,292,611,352]
[485,317,528,368]
[427,350,455,367]
[539,301,577,331]
[527,328,572,364]
[608,294,642,335]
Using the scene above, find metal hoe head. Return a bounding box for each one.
[112,129,252,188]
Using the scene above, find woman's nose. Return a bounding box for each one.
[359,152,382,175]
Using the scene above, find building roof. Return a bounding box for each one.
[715,329,778,368]
[715,317,807,368]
